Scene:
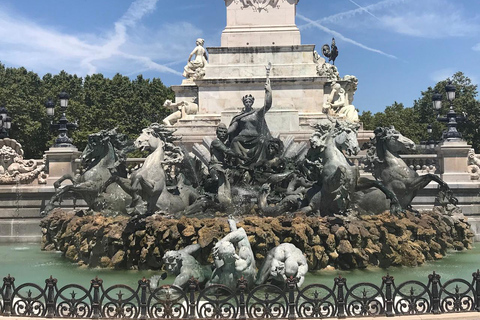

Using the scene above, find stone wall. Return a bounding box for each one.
[41,208,473,270]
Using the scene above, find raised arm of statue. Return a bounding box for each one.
[259,79,273,117]
[259,62,273,116]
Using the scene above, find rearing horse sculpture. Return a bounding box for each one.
[300,120,400,215]
[355,126,458,214]
[42,128,132,216]
[102,123,201,215]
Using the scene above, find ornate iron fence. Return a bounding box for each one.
[1,271,480,318]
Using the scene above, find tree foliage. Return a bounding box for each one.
[0,63,174,158]
[360,72,480,151]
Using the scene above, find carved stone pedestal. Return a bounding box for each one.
[44,146,82,185]
[437,139,472,182]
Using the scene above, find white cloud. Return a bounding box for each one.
[380,9,479,38]
[430,68,456,83]
[301,0,480,39]
[0,0,186,77]
[297,13,398,59]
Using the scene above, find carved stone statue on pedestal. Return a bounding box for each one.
[183,38,208,80]
[324,79,359,123]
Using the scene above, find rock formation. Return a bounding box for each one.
[41,208,473,271]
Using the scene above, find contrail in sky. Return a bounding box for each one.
[348,0,383,22]
[81,0,181,76]
[297,13,398,59]
[299,0,406,27]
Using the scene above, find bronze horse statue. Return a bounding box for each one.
[42,129,132,216]
[101,123,202,215]
[354,126,457,214]
[300,120,400,215]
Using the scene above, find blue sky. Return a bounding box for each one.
[0,0,479,114]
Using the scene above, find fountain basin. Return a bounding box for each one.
[40,207,473,271]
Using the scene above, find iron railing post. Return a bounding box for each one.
[237,276,248,320]
[2,274,15,316]
[91,277,103,319]
[429,272,441,314]
[383,274,395,317]
[335,276,346,319]
[139,278,149,320]
[473,269,480,312]
[287,276,298,320]
[187,277,198,319]
[45,276,57,318]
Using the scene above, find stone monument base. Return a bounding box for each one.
[172,112,372,149]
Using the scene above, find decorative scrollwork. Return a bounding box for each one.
[237,0,281,12]
[246,284,288,318]
[440,279,475,312]
[147,285,188,318]
[54,284,92,318]
[11,283,46,317]
[394,280,431,315]
[345,283,384,317]
[2,273,480,319]
[100,284,140,318]
[197,284,238,318]
[296,284,337,318]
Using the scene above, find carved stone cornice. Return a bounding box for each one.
[226,0,299,12]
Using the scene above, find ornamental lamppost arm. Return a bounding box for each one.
[432,81,466,141]
[45,92,78,147]
[0,106,12,139]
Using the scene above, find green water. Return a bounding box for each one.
[1,243,479,289]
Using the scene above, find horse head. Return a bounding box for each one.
[82,130,114,168]
[333,120,360,156]
[135,123,178,153]
[135,126,163,152]
[374,126,416,156]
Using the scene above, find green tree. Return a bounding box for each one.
[360,102,425,143]
[412,71,480,150]
[360,71,480,150]
[0,64,49,158]
[0,62,173,158]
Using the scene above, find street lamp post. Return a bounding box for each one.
[0,106,12,139]
[45,92,78,147]
[432,81,466,141]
